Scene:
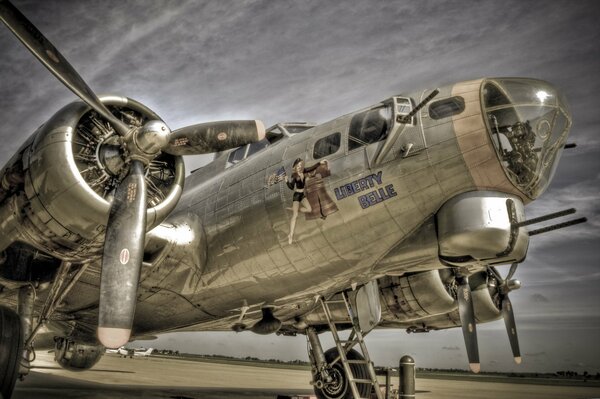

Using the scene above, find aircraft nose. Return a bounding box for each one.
[481,78,572,199]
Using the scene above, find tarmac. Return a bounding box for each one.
[11,352,600,399]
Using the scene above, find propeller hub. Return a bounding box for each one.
[507,279,521,292]
[131,120,171,158]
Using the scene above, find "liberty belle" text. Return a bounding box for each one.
[334,171,397,209]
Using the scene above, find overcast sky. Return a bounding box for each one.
[1,0,598,374]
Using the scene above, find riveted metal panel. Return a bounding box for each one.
[450,80,527,202]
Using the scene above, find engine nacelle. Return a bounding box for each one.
[0,97,184,261]
[400,270,503,331]
[469,271,503,323]
[54,338,104,372]
[380,269,505,331]
[379,270,457,322]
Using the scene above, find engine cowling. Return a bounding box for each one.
[469,270,503,323]
[380,269,504,330]
[0,96,184,261]
[380,270,457,322]
[54,338,104,371]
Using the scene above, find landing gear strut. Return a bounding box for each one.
[0,305,24,399]
[18,285,35,378]
[311,347,371,399]
[307,291,383,399]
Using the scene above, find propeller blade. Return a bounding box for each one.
[501,295,521,364]
[506,262,518,281]
[0,0,130,136]
[98,160,147,348]
[165,120,266,155]
[492,265,522,363]
[457,277,480,373]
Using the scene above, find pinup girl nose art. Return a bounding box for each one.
[282,158,339,244]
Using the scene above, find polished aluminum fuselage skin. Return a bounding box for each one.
[1,78,571,341]
[127,79,527,335]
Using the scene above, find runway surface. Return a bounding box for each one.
[12,352,600,399]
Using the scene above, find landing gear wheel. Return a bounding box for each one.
[314,348,370,399]
[0,305,24,399]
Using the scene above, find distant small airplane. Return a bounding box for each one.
[105,347,153,358]
[132,348,154,357]
[105,346,130,357]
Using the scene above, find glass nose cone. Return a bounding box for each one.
[482,78,572,199]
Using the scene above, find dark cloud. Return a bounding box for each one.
[1,0,599,373]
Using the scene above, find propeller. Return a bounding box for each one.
[166,120,266,156]
[492,263,522,364]
[0,0,130,137]
[456,275,480,373]
[1,0,264,347]
[97,160,147,347]
[501,296,521,363]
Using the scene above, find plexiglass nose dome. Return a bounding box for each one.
[482,78,572,199]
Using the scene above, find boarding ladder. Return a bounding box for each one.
[320,292,383,399]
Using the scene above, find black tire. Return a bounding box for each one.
[314,347,371,399]
[0,305,24,399]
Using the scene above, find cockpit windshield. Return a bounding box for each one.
[226,122,316,168]
[482,78,571,198]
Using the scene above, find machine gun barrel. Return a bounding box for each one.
[514,208,576,228]
[528,217,587,236]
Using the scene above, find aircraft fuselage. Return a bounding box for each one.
[128,77,568,335]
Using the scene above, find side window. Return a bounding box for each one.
[313,132,341,159]
[226,139,270,168]
[246,139,269,157]
[348,105,392,151]
[429,96,465,119]
[226,146,247,167]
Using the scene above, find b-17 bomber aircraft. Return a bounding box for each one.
[0,2,587,399]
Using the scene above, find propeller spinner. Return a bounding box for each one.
[0,0,265,347]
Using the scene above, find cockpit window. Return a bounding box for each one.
[226,139,269,168]
[395,97,415,125]
[246,139,269,157]
[396,98,412,115]
[348,105,392,151]
[313,132,341,159]
[482,78,571,198]
[226,122,316,168]
[227,146,247,166]
[266,127,284,144]
[429,96,465,119]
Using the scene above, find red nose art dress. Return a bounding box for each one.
[304,163,339,220]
